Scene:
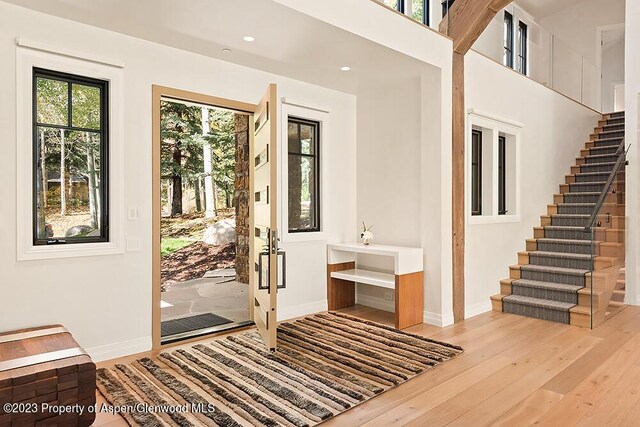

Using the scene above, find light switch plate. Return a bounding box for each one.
[128,207,139,220]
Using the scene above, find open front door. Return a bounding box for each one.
[251,84,280,351]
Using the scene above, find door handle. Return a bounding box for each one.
[277,251,286,290]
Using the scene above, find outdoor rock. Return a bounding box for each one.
[202,219,236,245]
[65,225,95,237]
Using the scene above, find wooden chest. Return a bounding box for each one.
[0,325,96,427]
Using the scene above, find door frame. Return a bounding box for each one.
[151,85,256,350]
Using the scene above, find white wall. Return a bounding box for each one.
[601,37,625,113]
[464,51,601,317]
[355,67,450,325]
[624,0,640,305]
[0,1,356,360]
[538,0,625,66]
[273,0,455,325]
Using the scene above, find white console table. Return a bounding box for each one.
[327,243,424,329]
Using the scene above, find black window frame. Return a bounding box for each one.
[471,129,482,216]
[412,0,430,26]
[287,116,321,233]
[498,135,507,215]
[517,20,528,75]
[32,67,110,245]
[504,11,514,69]
[397,0,405,13]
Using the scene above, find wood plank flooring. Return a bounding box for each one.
[94,304,640,426]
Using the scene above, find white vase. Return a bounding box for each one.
[361,231,374,246]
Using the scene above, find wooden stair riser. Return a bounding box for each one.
[509,265,521,280]
[600,242,624,258]
[578,289,601,307]
[565,171,625,184]
[542,214,625,228]
[550,204,625,217]
[518,252,529,265]
[490,294,503,311]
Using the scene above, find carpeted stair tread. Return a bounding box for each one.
[502,295,575,311]
[512,279,583,293]
[537,238,597,246]
[545,225,600,231]
[551,214,590,219]
[530,251,591,261]
[520,264,589,277]
[569,181,607,187]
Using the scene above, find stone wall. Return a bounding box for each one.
[234,114,250,284]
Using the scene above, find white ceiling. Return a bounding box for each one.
[3,0,431,94]
[515,0,592,18]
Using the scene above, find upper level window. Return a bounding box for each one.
[288,117,320,233]
[504,11,514,69]
[412,0,430,26]
[33,68,109,245]
[471,129,483,216]
[517,21,528,75]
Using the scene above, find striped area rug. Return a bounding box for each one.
[97,312,463,426]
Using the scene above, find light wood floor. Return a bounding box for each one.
[94,304,640,426]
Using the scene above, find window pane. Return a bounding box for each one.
[288,122,300,154]
[35,127,102,240]
[412,0,424,23]
[382,0,399,9]
[471,130,482,216]
[72,84,101,129]
[37,77,68,126]
[299,123,315,155]
[288,154,317,231]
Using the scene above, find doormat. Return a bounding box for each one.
[98,312,463,426]
[161,313,234,337]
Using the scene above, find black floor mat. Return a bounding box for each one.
[161,313,233,337]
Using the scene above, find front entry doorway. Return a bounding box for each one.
[152,85,282,350]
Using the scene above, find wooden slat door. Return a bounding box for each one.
[250,84,278,351]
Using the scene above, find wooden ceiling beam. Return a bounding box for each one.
[440,0,513,54]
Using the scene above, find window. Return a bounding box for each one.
[498,135,507,214]
[33,68,109,245]
[381,0,402,12]
[471,129,482,216]
[504,11,514,69]
[412,0,430,26]
[442,0,455,17]
[517,21,528,75]
[287,117,320,232]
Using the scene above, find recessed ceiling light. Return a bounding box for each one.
[340,66,351,71]
[222,48,232,53]
[243,36,255,42]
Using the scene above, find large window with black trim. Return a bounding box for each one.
[504,11,514,69]
[287,117,320,233]
[517,21,528,75]
[33,68,109,245]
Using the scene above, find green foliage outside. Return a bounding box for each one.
[35,76,102,238]
[160,100,236,215]
[161,237,194,257]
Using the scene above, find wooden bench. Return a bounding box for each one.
[0,325,96,426]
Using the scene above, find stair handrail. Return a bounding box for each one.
[584,141,630,232]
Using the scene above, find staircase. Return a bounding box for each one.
[491,112,626,328]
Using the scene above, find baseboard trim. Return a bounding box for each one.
[278,300,328,321]
[423,310,454,327]
[466,300,493,319]
[87,336,152,363]
[356,294,395,312]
